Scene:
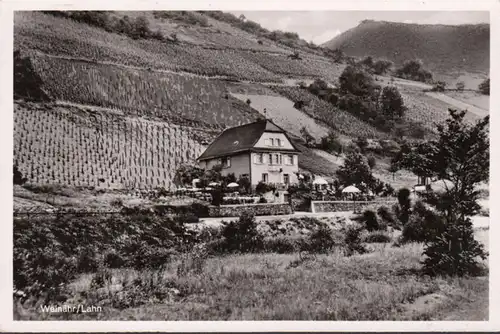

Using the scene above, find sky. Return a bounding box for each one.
[229,11,490,45]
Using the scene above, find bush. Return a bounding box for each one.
[377,206,397,227]
[259,197,267,203]
[103,249,126,268]
[307,226,338,253]
[177,212,200,224]
[396,188,411,225]
[132,245,176,270]
[478,78,489,95]
[363,231,392,243]
[220,212,264,253]
[263,236,301,253]
[344,225,368,256]
[423,218,487,276]
[401,200,444,243]
[357,209,381,231]
[76,247,100,273]
[255,181,274,194]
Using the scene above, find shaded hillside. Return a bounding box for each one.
[323,20,489,77]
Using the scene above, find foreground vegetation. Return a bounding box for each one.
[14,213,488,320]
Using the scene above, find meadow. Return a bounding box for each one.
[13,211,489,320]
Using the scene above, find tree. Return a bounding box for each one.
[478,78,489,95]
[338,65,379,98]
[367,155,376,169]
[355,137,368,153]
[399,109,489,276]
[336,152,375,191]
[372,59,393,75]
[456,81,465,91]
[238,14,246,21]
[320,131,342,154]
[431,81,447,92]
[379,86,406,119]
[395,59,433,83]
[173,164,205,187]
[300,126,315,147]
[13,165,27,185]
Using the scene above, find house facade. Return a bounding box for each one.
[197,119,300,188]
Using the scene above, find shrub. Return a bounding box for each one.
[132,245,176,270]
[377,206,397,227]
[396,188,411,225]
[190,202,210,218]
[401,200,444,243]
[177,212,200,224]
[363,231,392,243]
[344,225,368,256]
[255,181,274,194]
[357,209,381,231]
[307,226,338,253]
[423,217,487,276]
[220,212,263,253]
[76,247,100,273]
[263,236,300,253]
[367,155,376,169]
[478,78,490,95]
[259,197,267,203]
[13,164,28,185]
[103,249,126,268]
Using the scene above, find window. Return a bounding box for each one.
[283,174,290,184]
[222,157,231,168]
[255,153,263,164]
[275,138,281,147]
[270,154,280,165]
[269,138,274,146]
[262,173,268,182]
[285,154,293,165]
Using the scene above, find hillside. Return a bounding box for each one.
[323,20,489,85]
[13,11,479,190]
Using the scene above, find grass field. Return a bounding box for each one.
[230,93,330,140]
[15,234,488,320]
[443,91,489,112]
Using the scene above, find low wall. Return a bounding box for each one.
[311,200,397,213]
[209,203,293,217]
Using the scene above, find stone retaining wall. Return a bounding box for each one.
[209,203,293,217]
[311,200,397,213]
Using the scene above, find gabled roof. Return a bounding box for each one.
[197,119,299,161]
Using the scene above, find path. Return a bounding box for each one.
[425,92,488,118]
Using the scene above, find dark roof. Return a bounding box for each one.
[197,119,299,161]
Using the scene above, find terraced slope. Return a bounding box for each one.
[14,102,205,189]
[24,53,262,129]
[271,86,388,140]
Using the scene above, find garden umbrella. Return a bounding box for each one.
[342,185,360,193]
[342,185,360,203]
[227,182,239,188]
[313,177,328,185]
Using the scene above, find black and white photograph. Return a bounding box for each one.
[3,0,497,329]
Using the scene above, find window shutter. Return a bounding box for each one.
[292,155,296,165]
[253,154,258,164]
[227,157,231,167]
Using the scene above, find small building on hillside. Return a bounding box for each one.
[197,119,300,189]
